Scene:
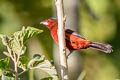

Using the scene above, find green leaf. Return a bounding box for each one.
[0,69,4,76]
[1,74,14,80]
[18,56,29,71]
[1,71,15,80]
[0,26,43,57]
[27,54,58,80]
[0,34,9,46]
[0,27,43,57]
[22,27,43,41]
[0,58,10,76]
[0,58,10,71]
[9,26,43,55]
[3,51,10,57]
[4,71,15,77]
[40,77,53,80]
[27,54,45,68]
[12,26,43,42]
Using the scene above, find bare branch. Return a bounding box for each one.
[54,0,69,80]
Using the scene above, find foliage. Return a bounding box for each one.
[28,55,58,80]
[0,58,10,71]
[0,0,120,80]
[0,27,58,80]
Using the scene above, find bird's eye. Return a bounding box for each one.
[47,19,51,22]
[47,19,50,22]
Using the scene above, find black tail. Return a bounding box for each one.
[90,41,113,53]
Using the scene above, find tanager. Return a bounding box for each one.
[40,18,113,55]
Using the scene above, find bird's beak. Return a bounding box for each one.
[40,21,48,26]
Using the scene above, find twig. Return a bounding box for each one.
[6,43,18,80]
[8,69,16,73]
[14,61,18,80]
[7,45,14,61]
[54,0,69,80]
[18,69,29,76]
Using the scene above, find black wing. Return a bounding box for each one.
[65,29,86,40]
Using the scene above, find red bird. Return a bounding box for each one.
[40,18,113,55]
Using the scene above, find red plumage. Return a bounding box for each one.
[40,18,113,53]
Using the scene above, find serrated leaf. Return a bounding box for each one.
[18,56,29,71]
[0,58,10,71]
[27,55,58,80]
[27,54,45,68]
[35,60,58,80]
[22,27,43,41]
[8,26,43,56]
[40,77,53,80]
[0,27,43,57]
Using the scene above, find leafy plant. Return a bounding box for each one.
[0,27,58,80]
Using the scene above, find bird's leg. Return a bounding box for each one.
[66,50,73,59]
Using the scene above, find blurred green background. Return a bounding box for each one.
[0,0,120,80]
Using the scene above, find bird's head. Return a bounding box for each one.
[40,18,58,30]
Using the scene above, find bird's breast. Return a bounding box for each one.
[51,27,59,43]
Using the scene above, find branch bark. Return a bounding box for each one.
[54,0,69,80]
[14,61,18,80]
